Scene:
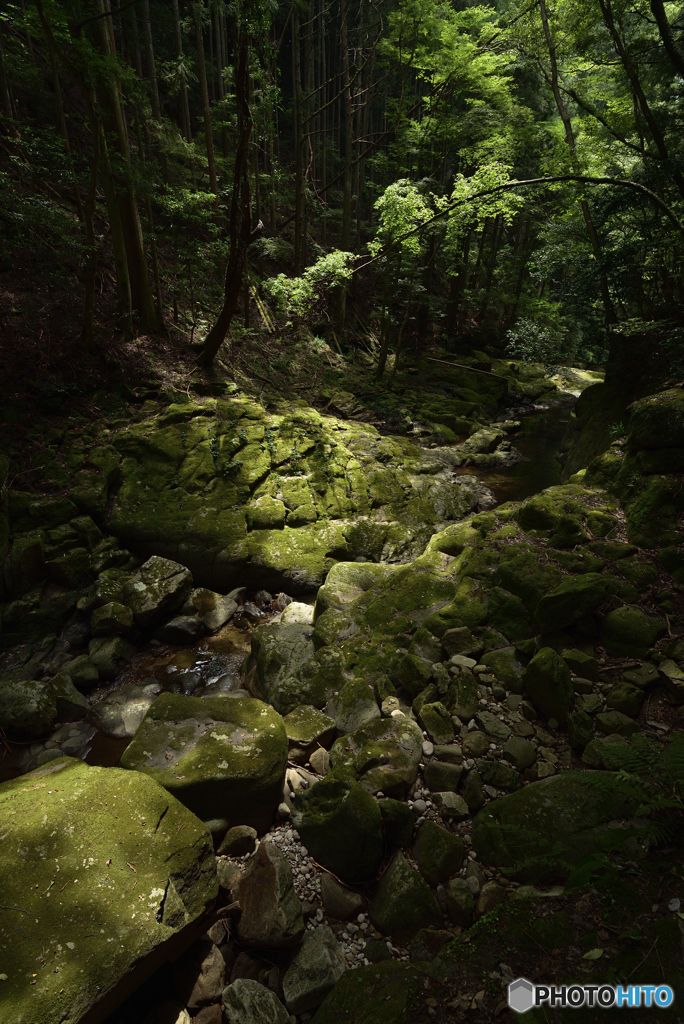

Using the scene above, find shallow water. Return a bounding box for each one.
[456,404,570,507]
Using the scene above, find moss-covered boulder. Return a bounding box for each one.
[378,797,415,849]
[480,646,526,692]
[310,960,419,1024]
[292,777,383,883]
[329,716,423,796]
[88,635,137,679]
[369,852,442,944]
[120,693,288,835]
[283,705,336,757]
[600,604,666,656]
[324,679,380,734]
[523,647,574,725]
[471,771,641,881]
[628,388,684,450]
[418,701,455,744]
[606,682,644,717]
[121,556,193,628]
[0,673,88,737]
[534,574,608,633]
[412,820,465,885]
[0,757,216,1024]
[245,622,316,709]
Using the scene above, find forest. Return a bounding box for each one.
[1,0,684,1022]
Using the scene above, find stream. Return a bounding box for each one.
[0,401,570,783]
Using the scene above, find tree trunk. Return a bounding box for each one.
[194,2,218,198]
[198,30,262,367]
[539,0,616,326]
[650,0,684,79]
[292,10,305,273]
[141,0,161,119]
[172,0,191,141]
[92,0,162,333]
[0,24,14,118]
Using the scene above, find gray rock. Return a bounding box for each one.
[523,647,574,725]
[88,679,162,739]
[90,601,134,637]
[282,925,345,1013]
[173,940,226,1011]
[236,842,305,948]
[293,777,383,884]
[462,731,489,758]
[203,595,238,631]
[223,979,290,1024]
[283,705,336,755]
[329,716,424,797]
[309,747,330,776]
[446,878,474,926]
[325,679,380,734]
[121,556,194,629]
[502,736,536,770]
[477,880,506,915]
[462,769,485,812]
[60,654,99,689]
[441,627,482,658]
[369,851,442,944]
[475,710,511,742]
[218,825,258,857]
[424,760,463,794]
[280,601,314,624]
[431,791,469,820]
[480,646,526,692]
[412,820,465,885]
[0,673,88,737]
[217,859,242,897]
[320,873,365,920]
[88,635,137,680]
[155,615,204,644]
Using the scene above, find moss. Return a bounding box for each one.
[310,960,419,1024]
[120,692,288,834]
[293,776,383,883]
[0,757,216,1024]
[412,820,465,885]
[494,550,563,611]
[369,851,442,944]
[423,576,488,636]
[330,716,423,796]
[628,388,684,450]
[600,604,666,656]
[535,574,608,634]
[487,587,532,641]
[523,647,574,724]
[625,476,684,548]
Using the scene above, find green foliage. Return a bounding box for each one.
[505,318,561,363]
[262,250,354,319]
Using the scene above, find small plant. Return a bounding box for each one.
[209,436,220,460]
[505,319,561,363]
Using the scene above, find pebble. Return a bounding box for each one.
[422,740,434,756]
[412,799,427,815]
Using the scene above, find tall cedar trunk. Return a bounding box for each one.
[129,3,143,80]
[650,0,684,79]
[292,11,305,273]
[479,215,503,318]
[0,24,14,117]
[194,2,218,198]
[504,217,531,331]
[445,230,472,332]
[172,0,191,141]
[141,0,161,119]
[598,0,684,201]
[539,0,616,326]
[198,30,262,366]
[93,0,162,333]
[46,34,85,221]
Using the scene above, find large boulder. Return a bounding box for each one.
[600,604,666,656]
[534,574,608,633]
[223,979,290,1024]
[236,842,305,948]
[88,679,163,739]
[329,716,424,796]
[121,556,193,628]
[412,820,465,885]
[0,673,88,737]
[310,961,419,1024]
[369,851,442,944]
[282,925,346,1013]
[120,693,288,835]
[628,388,684,450]
[0,757,217,1024]
[523,647,574,725]
[245,622,316,709]
[292,776,383,884]
[324,679,381,734]
[472,771,641,881]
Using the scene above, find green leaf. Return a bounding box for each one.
[582,948,604,960]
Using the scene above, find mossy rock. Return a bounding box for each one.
[0,757,216,1024]
[283,705,336,751]
[329,716,423,797]
[471,771,641,882]
[606,682,644,717]
[480,646,526,692]
[447,669,479,721]
[310,960,419,1024]
[535,574,608,634]
[487,587,532,641]
[378,798,415,849]
[561,648,599,681]
[625,476,684,548]
[595,710,640,736]
[599,605,666,657]
[550,514,588,549]
[628,388,684,450]
[369,851,442,944]
[0,673,88,737]
[423,576,488,636]
[418,701,455,744]
[120,693,288,834]
[493,550,562,611]
[292,776,383,884]
[245,622,316,708]
[325,678,380,734]
[412,819,465,885]
[523,647,574,725]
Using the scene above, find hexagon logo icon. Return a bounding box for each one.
[509,978,535,1013]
